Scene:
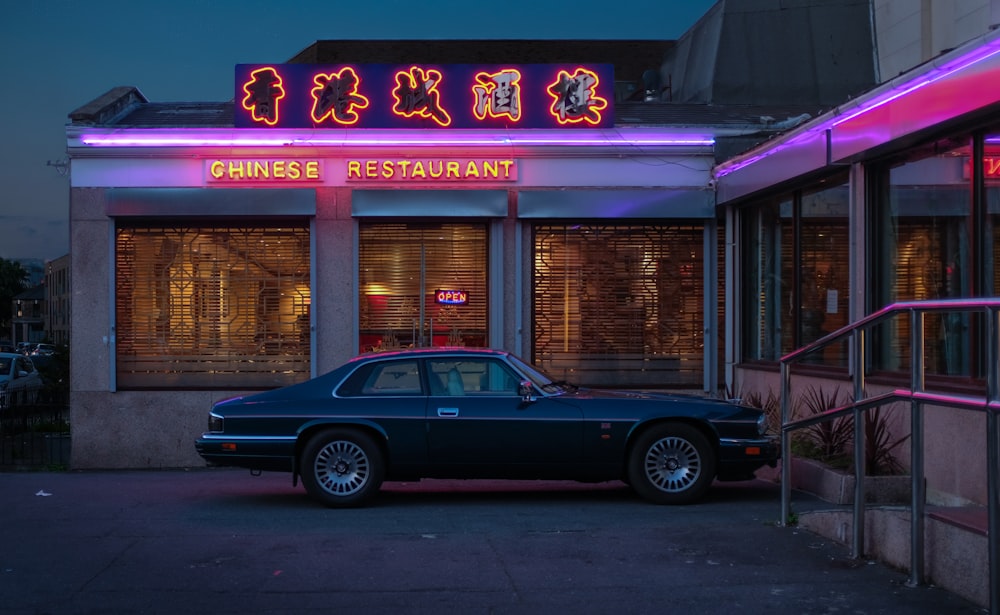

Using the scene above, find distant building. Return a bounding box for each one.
[15,259,46,287]
[46,255,70,346]
[11,284,45,345]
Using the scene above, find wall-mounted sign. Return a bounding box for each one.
[435,290,469,305]
[235,64,613,129]
[206,159,323,183]
[346,158,516,182]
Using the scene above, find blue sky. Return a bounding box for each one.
[0,0,716,262]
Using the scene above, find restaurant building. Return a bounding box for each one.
[65,0,998,520]
[68,39,807,468]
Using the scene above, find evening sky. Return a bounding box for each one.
[1,0,715,263]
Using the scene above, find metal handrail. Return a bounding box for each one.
[777,298,1000,614]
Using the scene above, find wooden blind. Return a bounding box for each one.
[532,223,706,388]
[358,222,488,351]
[115,223,310,389]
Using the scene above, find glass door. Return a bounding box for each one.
[359,222,488,352]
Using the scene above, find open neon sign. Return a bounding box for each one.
[235,63,614,129]
[435,290,469,305]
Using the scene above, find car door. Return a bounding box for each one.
[425,357,584,465]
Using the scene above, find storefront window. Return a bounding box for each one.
[741,198,787,362]
[358,222,488,352]
[986,134,1000,296]
[740,176,850,365]
[115,223,311,389]
[870,140,971,376]
[533,223,707,388]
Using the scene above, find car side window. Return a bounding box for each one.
[337,360,423,397]
[363,360,422,396]
[428,359,519,396]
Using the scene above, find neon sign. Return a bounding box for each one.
[984,157,1000,177]
[235,63,613,129]
[392,67,452,127]
[472,68,522,122]
[547,68,608,125]
[207,159,322,183]
[346,158,516,182]
[241,67,285,126]
[435,290,469,305]
[310,67,369,126]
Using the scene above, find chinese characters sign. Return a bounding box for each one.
[236,64,613,129]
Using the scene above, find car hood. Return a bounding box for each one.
[557,387,759,417]
[561,387,715,403]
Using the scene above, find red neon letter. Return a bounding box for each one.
[472,68,522,122]
[546,68,608,126]
[391,66,452,127]
[310,67,370,126]
[241,67,285,126]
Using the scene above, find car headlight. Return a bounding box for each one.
[208,412,224,433]
[756,413,768,436]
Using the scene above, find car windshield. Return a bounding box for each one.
[0,358,9,374]
[505,353,574,395]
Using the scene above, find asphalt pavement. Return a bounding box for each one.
[0,469,985,614]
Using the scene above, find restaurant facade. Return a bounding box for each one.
[63,2,1000,519]
[67,48,758,468]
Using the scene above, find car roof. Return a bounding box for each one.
[351,347,510,363]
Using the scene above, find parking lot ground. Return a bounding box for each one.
[0,468,985,614]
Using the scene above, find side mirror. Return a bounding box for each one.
[518,380,535,403]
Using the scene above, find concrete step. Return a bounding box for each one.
[798,505,989,608]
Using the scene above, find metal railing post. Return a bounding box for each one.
[987,306,999,615]
[780,360,792,528]
[852,325,866,559]
[908,308,926,587]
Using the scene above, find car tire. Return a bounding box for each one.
[300,429,385,508]
[627,422,716,505]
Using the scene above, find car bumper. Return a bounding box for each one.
[716,436,780,481]
[194,434,296,472]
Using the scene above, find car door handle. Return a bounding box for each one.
[437,407,459,417]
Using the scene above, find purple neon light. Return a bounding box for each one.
[715,34,1000,178]
[79,130,715,148]
[828,79,931,127]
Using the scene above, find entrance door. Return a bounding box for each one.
[359,222,488,352]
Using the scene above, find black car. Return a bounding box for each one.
[196,348,777,507]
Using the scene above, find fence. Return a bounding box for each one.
[0,395,70,469]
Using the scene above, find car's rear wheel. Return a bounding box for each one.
[301,429,384,507]
[627,423,716,505]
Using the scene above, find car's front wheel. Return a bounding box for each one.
[627,423,716,504]
[300,429,385,507]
